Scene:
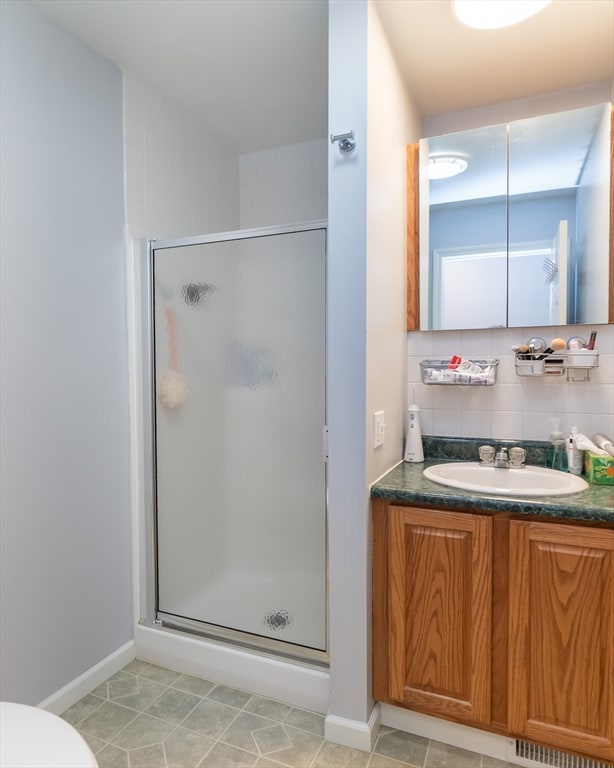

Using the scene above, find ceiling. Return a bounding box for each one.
[376,0,613,118]
[33,0,613,156]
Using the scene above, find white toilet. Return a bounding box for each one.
[0,702,98,768]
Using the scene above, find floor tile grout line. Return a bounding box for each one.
[82,671,184,754]
[147,683,210,729]
[132,664,330,737]
[309,737,328,768]
[92,687,249,756]
[160,667,324,721]
[69,664,502,768]
[72,664,230,761]
[212,711,327,768]
[63,691,108,729]
[217,712,274,759]
[147,673,329,748]
[83,682,350,767]
[78,706,141,753]
[422,736,435,767]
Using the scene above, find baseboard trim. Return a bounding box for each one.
[38,640,136,715]
[135,623,330,714]
[325,702,381,753]
[380,703,516,763]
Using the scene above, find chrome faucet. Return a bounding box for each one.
[494,447,510,468]
[479,444,525,468]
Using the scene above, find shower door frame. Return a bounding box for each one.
[138,221,329,666]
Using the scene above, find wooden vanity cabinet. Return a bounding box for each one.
[373,500,614,762]
[373,502,493,725]
[508,520,614,762]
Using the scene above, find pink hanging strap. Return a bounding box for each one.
[165,307,179,371]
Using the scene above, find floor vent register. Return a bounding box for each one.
[514,740,613,768]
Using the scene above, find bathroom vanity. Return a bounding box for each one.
[371,454,614,763]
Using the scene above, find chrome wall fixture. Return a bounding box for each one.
[330,130,356,154]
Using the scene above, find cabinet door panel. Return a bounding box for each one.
[509,521,614,761]
[388,507,492,724]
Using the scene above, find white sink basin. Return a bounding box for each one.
[423,462,589,497]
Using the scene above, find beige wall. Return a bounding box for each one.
[367,1,422,482]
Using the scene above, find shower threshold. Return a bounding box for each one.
[154,611,329,669]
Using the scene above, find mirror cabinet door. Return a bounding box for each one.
[412,103,613,332]
[508,104,611,327]
[419,124,508,331]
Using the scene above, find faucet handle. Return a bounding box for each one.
[509,446,526,467]
[479,445,495,464]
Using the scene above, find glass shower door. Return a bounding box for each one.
[152,227,327,653]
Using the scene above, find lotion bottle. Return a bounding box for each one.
[566,425,583,475]
[404,393,424,463]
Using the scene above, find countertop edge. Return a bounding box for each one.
[371,461,614,523]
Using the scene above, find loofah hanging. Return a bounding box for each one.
[158,307,187,408]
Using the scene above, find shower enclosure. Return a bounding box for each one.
[148,222,327,662]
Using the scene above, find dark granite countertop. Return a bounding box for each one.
[371,437,614,523]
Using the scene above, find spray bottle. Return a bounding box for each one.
[404,390,424,463]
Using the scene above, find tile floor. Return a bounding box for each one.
[62,660,517,768]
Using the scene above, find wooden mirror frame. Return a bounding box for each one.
[407,105,614,331]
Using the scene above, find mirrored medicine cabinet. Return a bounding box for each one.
[406,103,614,331]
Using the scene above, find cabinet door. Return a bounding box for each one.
[509,521,614,761]
[387,506,492,724]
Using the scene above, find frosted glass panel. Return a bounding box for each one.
[153,228,326,651]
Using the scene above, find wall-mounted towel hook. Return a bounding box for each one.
[330,130,356,154]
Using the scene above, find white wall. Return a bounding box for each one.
[324,1,425,744]
[411,83,614,443]
[326,0,370,733]
[123,72,240,241]
[0,0,132,704]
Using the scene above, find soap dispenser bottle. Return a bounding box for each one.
[404,393,424,463]
[547,417,567,471]
[566,425,583,475]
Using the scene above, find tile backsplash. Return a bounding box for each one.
[408,323,614,443]
[239,139,327,229]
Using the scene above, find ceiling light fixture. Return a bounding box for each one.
[428,155,469,180]
[453,0,551,30]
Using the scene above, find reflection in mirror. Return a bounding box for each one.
[417,103,612,331]
[422,123,507,330]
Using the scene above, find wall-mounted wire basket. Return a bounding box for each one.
[420,359,499,386]
[515,351,599,381]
